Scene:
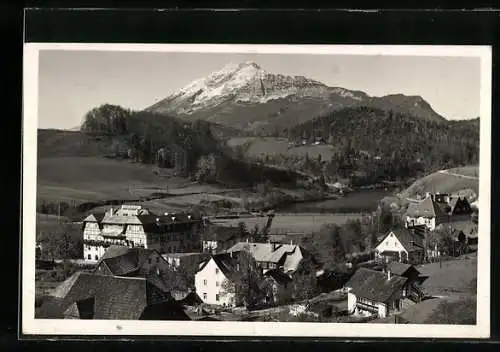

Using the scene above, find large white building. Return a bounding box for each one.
[82,204,204,262]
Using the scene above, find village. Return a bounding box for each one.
[35,190,479,324]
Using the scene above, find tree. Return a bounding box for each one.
[220,251,263,308]
[292,259,319,302]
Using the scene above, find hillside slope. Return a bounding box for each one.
[399,165,479,200]
[146,61,445,133]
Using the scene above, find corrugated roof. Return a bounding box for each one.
[345,268,407,303]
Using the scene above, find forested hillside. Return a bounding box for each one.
[72,104,309,189]
[269,107,480,186]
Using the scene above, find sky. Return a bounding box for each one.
[38,50,481,129]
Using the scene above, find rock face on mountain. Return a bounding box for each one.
[146,61,445,133]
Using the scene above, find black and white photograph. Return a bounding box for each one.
[22,44,491,338]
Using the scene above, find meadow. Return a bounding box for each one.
[418,254,477,297]
[399,165,479,200]
[210,213,364,234]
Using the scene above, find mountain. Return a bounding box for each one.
[146,61,446,133]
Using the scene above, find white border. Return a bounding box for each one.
[22,44,492,338]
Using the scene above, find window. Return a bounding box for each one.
[95,255,98,260]
[216,281,219,287]
[215,268,219,275]
[204,279,207,286]
[216,294,220,302]
[203,293,207,300]
[148,258,152,264]
[87,254,91,260]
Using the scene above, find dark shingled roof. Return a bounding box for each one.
[36,272,189,320]
[93,246,161,276]
[345,268,408,303]
[386,262,422,277]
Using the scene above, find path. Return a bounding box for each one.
[437,170,479,180]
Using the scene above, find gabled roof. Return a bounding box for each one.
[387,262,421,277]
[377,228,425,253]
[93,245,161,276]
[83,213,105,223]
[345,268,408,303]
[36,272,186,320]
[406,197,446,218]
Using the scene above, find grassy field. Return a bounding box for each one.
[211,213,364,234]
[37,156,194,203]
[399,165,479,200]
[418,255,477,297]
[227,137,338,160]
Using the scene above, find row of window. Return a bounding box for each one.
[202,293,220,301]
[202,279,220,287]
[357,297,376,307]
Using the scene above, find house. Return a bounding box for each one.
[194,253,242,307]
[384,262,426,302]
[405,195,448,231]
[92,245,171,278]
[225,241,305,275]
[433,193,473,217]
[82,204,204,262]
[375,228,425,264]
[344,267,408,319]
[162,252,208,271]
[35,272,190,320]
[263,269,293,305]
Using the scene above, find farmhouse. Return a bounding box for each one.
[384,262,426,302]
[375,228,425,264]
[405,195,448,231]
[92,245,171,278]
[194,253,242,307]
[36,272,190,320]
[225,241,305,275]
[344,267,408,319]
[82,204,203,262]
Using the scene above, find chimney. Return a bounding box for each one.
[387,270,391,281]
[290,240,293,246]
[230,251,233,258]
